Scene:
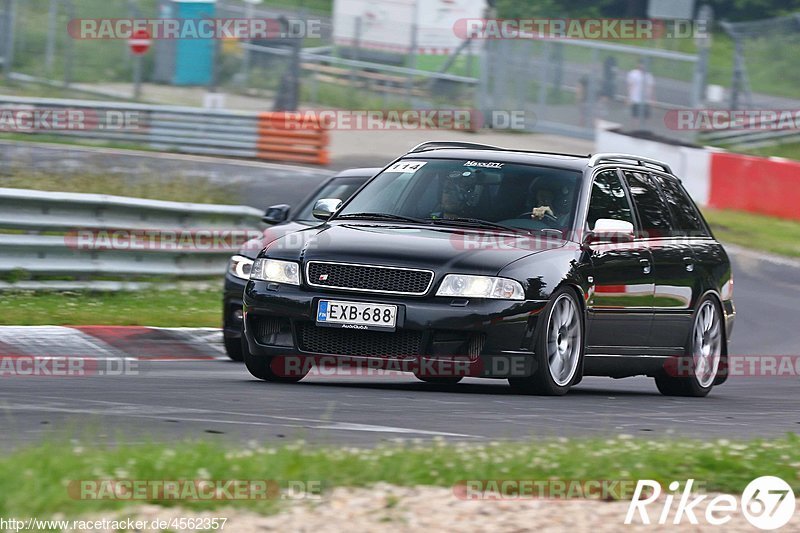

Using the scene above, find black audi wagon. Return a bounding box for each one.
[242,142,735,396]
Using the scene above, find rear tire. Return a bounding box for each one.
[509,288,584,396]
[224,334,244,362]
[654,296,722,398]
[242,337,308,383]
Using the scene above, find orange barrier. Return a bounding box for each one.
[709,152,800,220]
[256,112,330,165]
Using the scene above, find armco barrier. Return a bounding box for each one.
[0,96,330,165]
[0,187,264,289]
[257,112,330,165]
[708,152,800,220]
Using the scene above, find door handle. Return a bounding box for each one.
[639,258,652,275]
[683,256,694,272]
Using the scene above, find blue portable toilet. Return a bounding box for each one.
[154,0,216,86]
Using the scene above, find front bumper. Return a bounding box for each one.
[242,281,548,378]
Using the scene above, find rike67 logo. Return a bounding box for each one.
[626,476,796,530]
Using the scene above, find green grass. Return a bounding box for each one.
[13,0,158,84]
[0,80,122,101]
[0,170,236,205]
[0,289,221,327]
[0,435,797,517]
[0,132,158,154]
[703,208,800,258]
[733,141,800,161]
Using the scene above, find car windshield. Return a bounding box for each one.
[336,159,582,232]
[294,178,366,222]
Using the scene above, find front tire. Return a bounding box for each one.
[655,297,722,397]
[224,334,244,361]
[242,337,308,383]
[509,288,584,396]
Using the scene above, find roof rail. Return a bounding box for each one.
[407,141,589,159]
[407,141,505,153]
[589,153,673,174]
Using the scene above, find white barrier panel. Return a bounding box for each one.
[595,122,712,206]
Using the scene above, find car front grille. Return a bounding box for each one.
[297,322,423,357]
[306,261,433,295]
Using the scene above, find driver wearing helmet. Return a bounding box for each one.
[529,182,571,226]
[530,187,557,220]
[431,171,477,219]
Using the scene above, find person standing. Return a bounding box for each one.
[626,59,654,130]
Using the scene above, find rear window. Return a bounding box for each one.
[623,171,674,238]
[651,175,709,237]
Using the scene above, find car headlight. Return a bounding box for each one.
[436,274,524,300]
[250,258,301,286]
[228,255,254,280]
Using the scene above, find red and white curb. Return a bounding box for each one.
[0,326,226,360]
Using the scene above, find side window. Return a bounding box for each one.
[623,171,673,238]
[587,170,635,230]
[652,175,709,237]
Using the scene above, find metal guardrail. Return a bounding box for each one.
[698,122,800,150]
[0,96,329,164]
[0,187,264,288]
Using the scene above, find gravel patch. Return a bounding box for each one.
[64,484,800,532]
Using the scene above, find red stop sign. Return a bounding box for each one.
[128,29,152,55]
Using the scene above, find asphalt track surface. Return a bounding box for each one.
[1,248,798,449]
[0,140,333,210]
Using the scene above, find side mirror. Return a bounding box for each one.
[585,219,635,245]
[312,198,343,221]
[262,204,290,225]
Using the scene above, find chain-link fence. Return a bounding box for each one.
[6,0,149,88]
[227,12,479,113]
[479,38,701,140]
[2,1,798,143]
[720,14,800,109]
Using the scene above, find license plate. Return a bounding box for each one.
[316,300,397,331]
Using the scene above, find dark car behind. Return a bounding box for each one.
[222,168,377,360]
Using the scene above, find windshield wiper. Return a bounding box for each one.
[336,212,430,224]
[429,217,526,233]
